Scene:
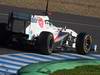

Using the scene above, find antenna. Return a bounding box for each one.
[45,0,49,15]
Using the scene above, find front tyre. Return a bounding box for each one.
[36,32,54,54]
[76,32,92,54]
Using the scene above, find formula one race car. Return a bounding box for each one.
[0,12,97,55]
[26,14,97,54]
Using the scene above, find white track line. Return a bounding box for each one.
[52,53,78,59]
[12,53,52,62]
[29,53,65,60]
[0,58,28,66]
[65,53,96,59]
[0,68,17,73]
[1,55,38,63]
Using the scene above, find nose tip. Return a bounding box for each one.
[94,44,97,52]
[91,44,97,52]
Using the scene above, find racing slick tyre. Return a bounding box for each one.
[76,32,92,54]
[35,32,54,55]
[0,23,9,45]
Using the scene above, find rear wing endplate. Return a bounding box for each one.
[8,11,31,33]
[8,11,31,21]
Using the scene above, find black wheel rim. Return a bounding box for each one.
[48,35,53,53]
[84,35,92,53]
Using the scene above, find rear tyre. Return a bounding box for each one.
[76,32,92,54]
[0,23,9,45]
[35,32,54,54]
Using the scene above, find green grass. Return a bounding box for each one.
[19,60,100,75]
[50,65,100,75]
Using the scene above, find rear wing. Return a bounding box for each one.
[8,11,31,22]
[8,11,31,33]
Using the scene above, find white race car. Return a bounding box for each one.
[25,14,97,54]
[0,12,97,55]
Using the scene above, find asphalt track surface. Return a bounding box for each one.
[0,5,100,75]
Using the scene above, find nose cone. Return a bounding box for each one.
[91,44,97,52]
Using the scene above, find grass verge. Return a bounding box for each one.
[50,65,100,75]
